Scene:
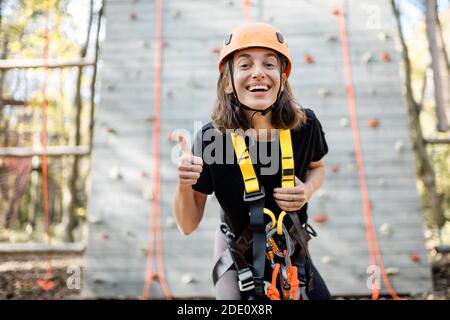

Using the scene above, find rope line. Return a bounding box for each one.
[142,0,172,300]
[335,0,400,300]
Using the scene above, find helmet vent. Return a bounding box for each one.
[224,33,233,46]
[276,32,284,44]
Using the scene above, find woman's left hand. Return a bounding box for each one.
[273,176,312,212]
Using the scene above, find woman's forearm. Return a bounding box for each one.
[173,184,204,235]
[304,165,325,201]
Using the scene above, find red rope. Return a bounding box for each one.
[142,0,172,300]
[335,0,400,300]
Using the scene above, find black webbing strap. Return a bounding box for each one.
[247,197,266,297]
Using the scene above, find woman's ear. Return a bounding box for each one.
[281,73,287,92]
[225,79,233,94]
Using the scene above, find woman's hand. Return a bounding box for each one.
[273,176,312,212]
[177,134,203,186]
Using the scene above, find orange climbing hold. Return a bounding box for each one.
[410,252,421,263]
[368,118,379,128]
[313,214,328,223]
[330,164,340,173]
[381,52,391,62]
[305,54,314,64]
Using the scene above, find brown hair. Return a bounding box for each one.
[211,54,307,133]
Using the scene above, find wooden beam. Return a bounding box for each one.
[0,242,85,254]
[0,145,90,157]
[1,98,26,106]
[424,137,450,144]
[0,58,95,70]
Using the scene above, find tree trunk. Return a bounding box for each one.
[391,0,445,232]
[65,0,94,242]
[425,0,450,132]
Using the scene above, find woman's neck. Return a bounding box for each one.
[245,111,276,141]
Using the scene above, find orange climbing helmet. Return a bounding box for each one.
[218,22,292,78]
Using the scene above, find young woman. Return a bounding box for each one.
[173,22,331,300]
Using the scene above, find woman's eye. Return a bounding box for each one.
[265,63,275,68]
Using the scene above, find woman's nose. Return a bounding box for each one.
[251,63,265,78]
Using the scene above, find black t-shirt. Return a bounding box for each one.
[191,108,328,236]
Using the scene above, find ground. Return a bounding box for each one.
[0,251,448,300]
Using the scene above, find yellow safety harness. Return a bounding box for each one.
[231,129,300,300]
[212,129,315,300]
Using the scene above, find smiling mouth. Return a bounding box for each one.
[246,84,271,92]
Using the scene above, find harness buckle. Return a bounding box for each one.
[243,186,265,202]
[237,268,255,292]
[220,223,235,241]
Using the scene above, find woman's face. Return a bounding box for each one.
[227,48,286,111]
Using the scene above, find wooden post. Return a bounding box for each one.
[425,0,450,132]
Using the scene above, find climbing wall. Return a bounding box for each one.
[84,0,431,298]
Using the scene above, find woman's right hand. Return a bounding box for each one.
[177,134,203,186]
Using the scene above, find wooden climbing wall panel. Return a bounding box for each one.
[84,0,431,298]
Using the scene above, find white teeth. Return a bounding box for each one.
[248,85,269,91]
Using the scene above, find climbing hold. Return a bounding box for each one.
[142,187,155,201]
[332,7,342,16]
[385,267,399,276]
[101,232,109,240]
[321,256,333,264]
[187,78,203,89]
[361,52,373,64]
[395,140,405,153]
[410,252,421,263]
[226,0,234,7]
[105,127,117,135]
[315,189,330,201]
[379,223,392,236]
[304,54,314,64]
[139,40,150,48]
[381,52,391,62]
[166,131,175,141]
[93,276,105,284]
[145,116,155,123]
[329,164,340,173]
[367,118,379,129]
[377,176,386,186]
[125,230,135,237]
[339,117,349,128]
[106,84,115,91]
[367,87,376,96]
[170,9,181,18]
[210,47,220,54]
[138,247,148,257]
[181,273,195,284]
[326,34,338,42]
[109,166,122,180]
[140,170,148,178]
[129,12,137,20]
[318,87,330,97]
[88,216,103,224]
[378,32,389,42]
[313,214,328,223]
[165,216,177,229]
[167,89,174,98]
